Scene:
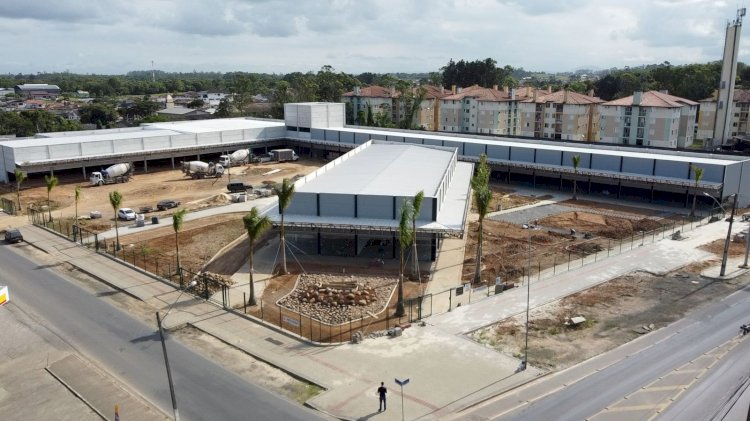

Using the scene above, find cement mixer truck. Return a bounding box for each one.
[182,161,225,179]
[90,163,133,186]
[218,149,257,167]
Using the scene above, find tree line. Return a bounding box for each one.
[5,58,750,137]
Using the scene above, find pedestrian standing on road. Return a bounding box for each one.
[377,381,387,411]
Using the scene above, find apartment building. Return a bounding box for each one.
[341,85,448,130]
[697,89,750,141]
[598,91,698,148]
[440,85,541,135]
[519,90,603,141]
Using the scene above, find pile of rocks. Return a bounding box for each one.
[278,274,395,324]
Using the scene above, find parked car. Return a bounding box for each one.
[156,199,181,211]
[117,208,136,220]
[4,228,23,243]
[227,181,253,193]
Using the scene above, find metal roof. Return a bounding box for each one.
[0,129,182,148]
[144,118,283,133]
[296,142,454,197]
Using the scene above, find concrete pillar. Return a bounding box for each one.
[143,159,148,173]
[82,166,87,178]
[171,157,175,169]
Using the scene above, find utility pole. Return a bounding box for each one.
[156,311,180,421]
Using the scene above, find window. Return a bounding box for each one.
[623,127,631,137]
[625,107,632,115]
[638,108,647,116]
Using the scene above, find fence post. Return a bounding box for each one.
[299,312,302,338]
[568,252,571,270]
[260,299,264,319]
[538,262,541,280]
[553,255,556,275]
[95,234,99,252]
[243,293,247,314]
[448,288,452,312]
[608,239,611,256]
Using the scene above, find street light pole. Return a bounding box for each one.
[156,280,197,421]
[522,222,532,371]
[156,311,180,421]
[720,194,739,277]
[741,222,750,269]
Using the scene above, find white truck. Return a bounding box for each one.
[268,149,299,162]
[90,163,133,186]
[182,161,225,179]
[218,149,257,167]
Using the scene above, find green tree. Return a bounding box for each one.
[690,165,704,217]
[44,174,59,221]
[172,208,188,280]
[108,190,123,255]
[215,97,233,118]
[472,155,491,284]
[243,207,272,306]
[273,178,296,275]
[410,190,424,280]
[186,98,205,109]
[14,168,26,211]
[395,201,413,318]
[572,155,581,200]
[79,103,118,125]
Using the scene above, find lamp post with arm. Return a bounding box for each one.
[719,194,739,277]
[156,279,197,421]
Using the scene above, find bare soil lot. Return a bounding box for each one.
[3,158,323,226]
[470,260,750,371]
[462,195,674,283]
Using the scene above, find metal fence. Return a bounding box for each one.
[30,208,718,344]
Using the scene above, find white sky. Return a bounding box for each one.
[1,0,749,75]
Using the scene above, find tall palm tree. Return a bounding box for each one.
[243,207,271,306]
[410,190,425,280]
[472,154,491,284]
[690,165,704,217]
[14,168,26,212]
[74,186,81,242]
[571,155,581,200]
[273,178,296,274]
[44,174,59,222]
[172,208,188,281]
[473,186,492,284]
[108,191,123,256]
[395,201,413,318]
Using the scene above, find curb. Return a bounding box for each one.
[45,366,107,421]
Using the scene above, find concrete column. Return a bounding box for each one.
[82,166,87,178]
[171,157,175,169]
[144,159,148,173]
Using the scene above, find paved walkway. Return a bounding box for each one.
[17,211,749,420]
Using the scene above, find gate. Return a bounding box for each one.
[404,293,432,322]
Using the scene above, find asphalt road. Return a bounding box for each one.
[658,329,750,421]
[492,284,750,421]
[0,243,327,421]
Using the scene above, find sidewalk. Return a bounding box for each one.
[18,213,747,420]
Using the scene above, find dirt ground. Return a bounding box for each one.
[463,197,676,283]
[470,260,750,371]
[1,158,324,228]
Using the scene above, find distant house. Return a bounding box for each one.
[197,90,228,106]
[75,90,90,98]
[156,106,211,121]
[21,100,47,110]
[14,84,61,99]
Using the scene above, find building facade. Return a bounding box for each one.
[599,91,698,148]
[440,86,541,135]
[14,84,61,99]
[519,90,603,141]
[697,89,750,141]
[341,85,448,130]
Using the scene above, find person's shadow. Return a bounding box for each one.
[357,410,381,420]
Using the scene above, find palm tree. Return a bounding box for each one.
[14,168,26,212]
[243,207,272,306]
[473,186,492,284]
[74,186,81,243]
[472,155,491,284]
[690,165,704,218]
[571,155,581,200]
[273,178,296,274]
[108,191,123,256]
[172,208,188,282]
[410,190,425,280]
[44,174,59,222]
[395,201,413,318]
